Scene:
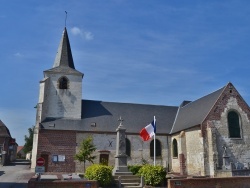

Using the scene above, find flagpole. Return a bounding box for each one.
[154,116,156,166]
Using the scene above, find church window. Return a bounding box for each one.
[150,139,161,157]
[58,76,69,89]
[228,111,241,138]
[172,139,178,158]
[126,138,131,157]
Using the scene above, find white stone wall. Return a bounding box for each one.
[185,127,204,176]
[39,78,50,121]
[171,134,180,173]
[75,132,169,173]
[43,73,82,119]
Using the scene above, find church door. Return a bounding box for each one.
[99,154,109,166]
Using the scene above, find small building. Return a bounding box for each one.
[17,146,25,159]
[0,120,17,165]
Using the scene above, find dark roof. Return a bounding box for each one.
[0,120,11,137]
[170,86,226,134]
[44,27,83,76]
[44,66,83,75]
[53,27,75,69]
[41,100,179,134]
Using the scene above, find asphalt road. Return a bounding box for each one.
[0,159,35,188]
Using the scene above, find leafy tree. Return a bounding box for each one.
[74,136,97,172]
[23,126,34,154]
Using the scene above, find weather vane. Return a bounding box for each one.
[65,11,67,27]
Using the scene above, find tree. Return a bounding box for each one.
[74,136,97,172]
[23,126,34,154]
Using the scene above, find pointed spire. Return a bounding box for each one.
[53,27,75,69]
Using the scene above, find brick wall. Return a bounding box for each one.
[168,176,250,188]
[37,129,76,172]
[28,177,98,188]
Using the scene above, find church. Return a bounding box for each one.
[31,27,250,177]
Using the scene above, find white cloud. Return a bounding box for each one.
[70,27,94,40]
[14,52,24,57]
[84,31,94,40]
[71,27,81,35]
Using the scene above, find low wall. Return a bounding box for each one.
[168,176,250,188]
[28,177,99,188]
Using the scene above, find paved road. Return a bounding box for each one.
[0,159,35,188]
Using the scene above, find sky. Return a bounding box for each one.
[1,0,250,146]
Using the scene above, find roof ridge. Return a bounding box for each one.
[82,99,178,108]
[180,85,226,109]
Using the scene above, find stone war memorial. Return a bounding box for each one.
[112,117,132,176]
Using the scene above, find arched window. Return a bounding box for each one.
[228,111,241,138]
[150,139,161,157]
[126,138,131,157]
[58,76,69,89]
[172,139,178,158]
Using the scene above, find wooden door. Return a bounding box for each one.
[99,154,109,166]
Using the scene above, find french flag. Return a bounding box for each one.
[140,119,156,141]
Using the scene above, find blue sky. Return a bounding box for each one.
[1,1,250,145]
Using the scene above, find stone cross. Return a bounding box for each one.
[118,116,124,126]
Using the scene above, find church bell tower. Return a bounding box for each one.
[38,27,83,121]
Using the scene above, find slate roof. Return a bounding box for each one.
[40,83,232,136]
[44,27,83,76]
[41,100,179,134]
[170,85,226,134]
[44,66,83,75]
[53,27,75,69]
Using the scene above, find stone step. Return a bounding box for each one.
[113,175,143,188]
[113,172,133,176]
[120,178,141,183]
[113,175,141,179]
[123,182,142,188]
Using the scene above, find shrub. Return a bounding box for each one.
[138,165,166,186]
[128,165,143,175]
[85,164,113,186]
